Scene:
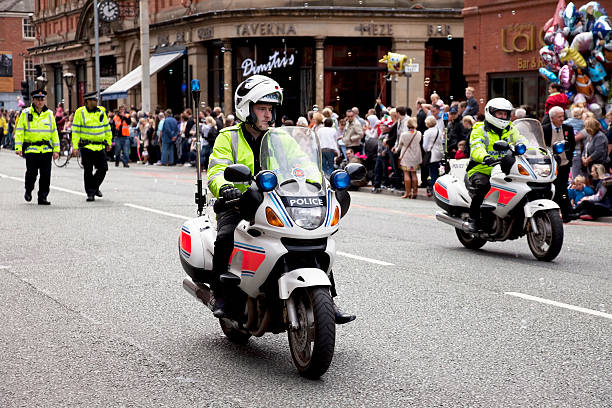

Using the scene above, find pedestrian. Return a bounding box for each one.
[113,105,131,167]
[393,117,422,199]
[317,117,339,176]
[161,109,179,165]
[543,106,576,221]
[342,109,363,153]
[71,92,112,202]
[423,115,443,197]
[543,83,569,126]
[14,89,60,205]
[462,87,479,118]
[568,164,612,220]
[581,117,609,177]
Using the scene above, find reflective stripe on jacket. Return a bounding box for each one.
[467,121,524,177]
[14,106,60,154]
[207,124,254,198]
[72,106,112,151]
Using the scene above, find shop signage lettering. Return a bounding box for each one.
[518,56,545,70]
[235,24,297,36]
[241,51,296,77]
[197,26,213,40]
[355,23,393,36]
[501,24,539,54]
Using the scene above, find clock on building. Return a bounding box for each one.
[99,0,120,23]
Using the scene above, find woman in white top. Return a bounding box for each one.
[393,117,422,198]
[317,117,340,176]
[423,115,444,197]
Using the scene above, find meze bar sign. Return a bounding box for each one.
[241,51,296,77]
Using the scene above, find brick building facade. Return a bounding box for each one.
[29,0,466,117]
[463,0,612,115]
[0,0,35,110]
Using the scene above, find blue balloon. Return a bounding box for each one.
[539,67,559,83]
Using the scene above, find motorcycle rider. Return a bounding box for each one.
[466,98,524,232]
[206,75,355,324]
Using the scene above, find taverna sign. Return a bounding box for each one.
[241,51,296,77]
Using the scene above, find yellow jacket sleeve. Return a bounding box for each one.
[14,110,27,152]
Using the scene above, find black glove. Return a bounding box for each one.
[500,153,516,175]
[483,156,496,166]
[219,185,242,201]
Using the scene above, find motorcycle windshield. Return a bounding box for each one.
[512,118,546,148]
[260,126,327,230]
[512,118,553,173]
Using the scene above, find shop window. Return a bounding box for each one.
[53,65,63,108]
[323,38,390,116]
[24,58,36,83]
[424,38,466,105]
[488,72,547,118]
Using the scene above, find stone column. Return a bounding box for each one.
[315,37,325,109]
[391,38,426,114]
[222,39,233,113]
[61,61,76,113]
[187,42,207,110]
[86,57,95,93]
[150,73,158,110]
[42,64,55,107]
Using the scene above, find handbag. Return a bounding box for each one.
[422,129,440,165]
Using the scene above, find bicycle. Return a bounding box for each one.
[53,131,83,168]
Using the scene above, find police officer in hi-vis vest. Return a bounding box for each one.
[72,92,113,201]
[14,89,60,205]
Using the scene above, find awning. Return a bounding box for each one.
[101,51,185,101]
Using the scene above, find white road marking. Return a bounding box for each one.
[124,203,190,220]
[2,173,392,266]
[505,292,612,321]
[336,251,394,266]
[0,172,87,196]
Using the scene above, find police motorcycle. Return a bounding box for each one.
[434,118,566,261]
[179,124,364,379]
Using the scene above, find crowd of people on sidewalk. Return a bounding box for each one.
[2,82,610,221]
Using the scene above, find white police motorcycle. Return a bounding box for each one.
[179,126,364,379]
[434,118,566,261]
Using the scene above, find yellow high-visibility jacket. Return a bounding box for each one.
[14,105,59,154]
[72,106,112,151]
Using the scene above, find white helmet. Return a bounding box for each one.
[485,98,513,131]
[234,75,283,125]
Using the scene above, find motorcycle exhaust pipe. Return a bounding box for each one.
[183,279,214,311]
[435,211,472,232]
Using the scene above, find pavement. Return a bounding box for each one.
[1,150,611,407]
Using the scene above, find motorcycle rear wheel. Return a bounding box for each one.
[219,318,251,345]
[288,287,335,379]
[527,209,563,261]
[455,228,487,250]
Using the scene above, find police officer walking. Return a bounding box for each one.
[14,89,59,205]
[72,92,113,201]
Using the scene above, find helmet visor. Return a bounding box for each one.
[257,92,282,104]
[490,108,512,121]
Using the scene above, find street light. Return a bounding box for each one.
[35,75,48,90]
[63,72,75,113]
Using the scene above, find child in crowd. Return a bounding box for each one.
[454,140,468,159]
[568,175,594,209]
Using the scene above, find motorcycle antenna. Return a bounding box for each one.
[191,79,205,216]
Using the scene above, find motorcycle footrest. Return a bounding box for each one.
[219,272,241,286]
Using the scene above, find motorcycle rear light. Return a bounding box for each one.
[330,207,340,226]
[265,207,284,227]
[517,164,530,176]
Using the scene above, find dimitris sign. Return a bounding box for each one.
[241,51,296,77]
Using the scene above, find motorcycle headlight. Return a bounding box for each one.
[533,164,551,177]
[285,206,326,230]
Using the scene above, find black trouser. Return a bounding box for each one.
[81,148,108,196]
[420,140,429,186]
[212,208,339,297]
[553,164,571,218]
[24,152,52,200]
[573,200,612,219]
[468,172,491,222]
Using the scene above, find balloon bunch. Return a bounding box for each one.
[379,52,412,78]
[538,1,612,110]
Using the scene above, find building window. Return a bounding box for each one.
[488,72,547,117]
[23,18,35,39]
[24,58,36,83]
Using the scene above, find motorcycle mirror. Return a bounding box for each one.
[493,140,509,152]
[345,163,366,181]
[224,164,252,182]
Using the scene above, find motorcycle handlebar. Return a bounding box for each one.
[213,196,242,213]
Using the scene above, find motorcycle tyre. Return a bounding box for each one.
[527,209,563,262]
[455,228,487,250]
[219,318,251,345]
[288,287,335,380]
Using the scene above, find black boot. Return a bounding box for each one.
[38,198,51,205]
[210,283,227,319]
[95,190,103,197]
[333,302,356,324]
[24,191,32,202]
[86,195,95,202]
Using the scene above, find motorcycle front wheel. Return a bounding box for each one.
[288,287,335,379]
[527,209,563,261]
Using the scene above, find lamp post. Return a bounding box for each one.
[35,75,48,91]
[63,72,75,113]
